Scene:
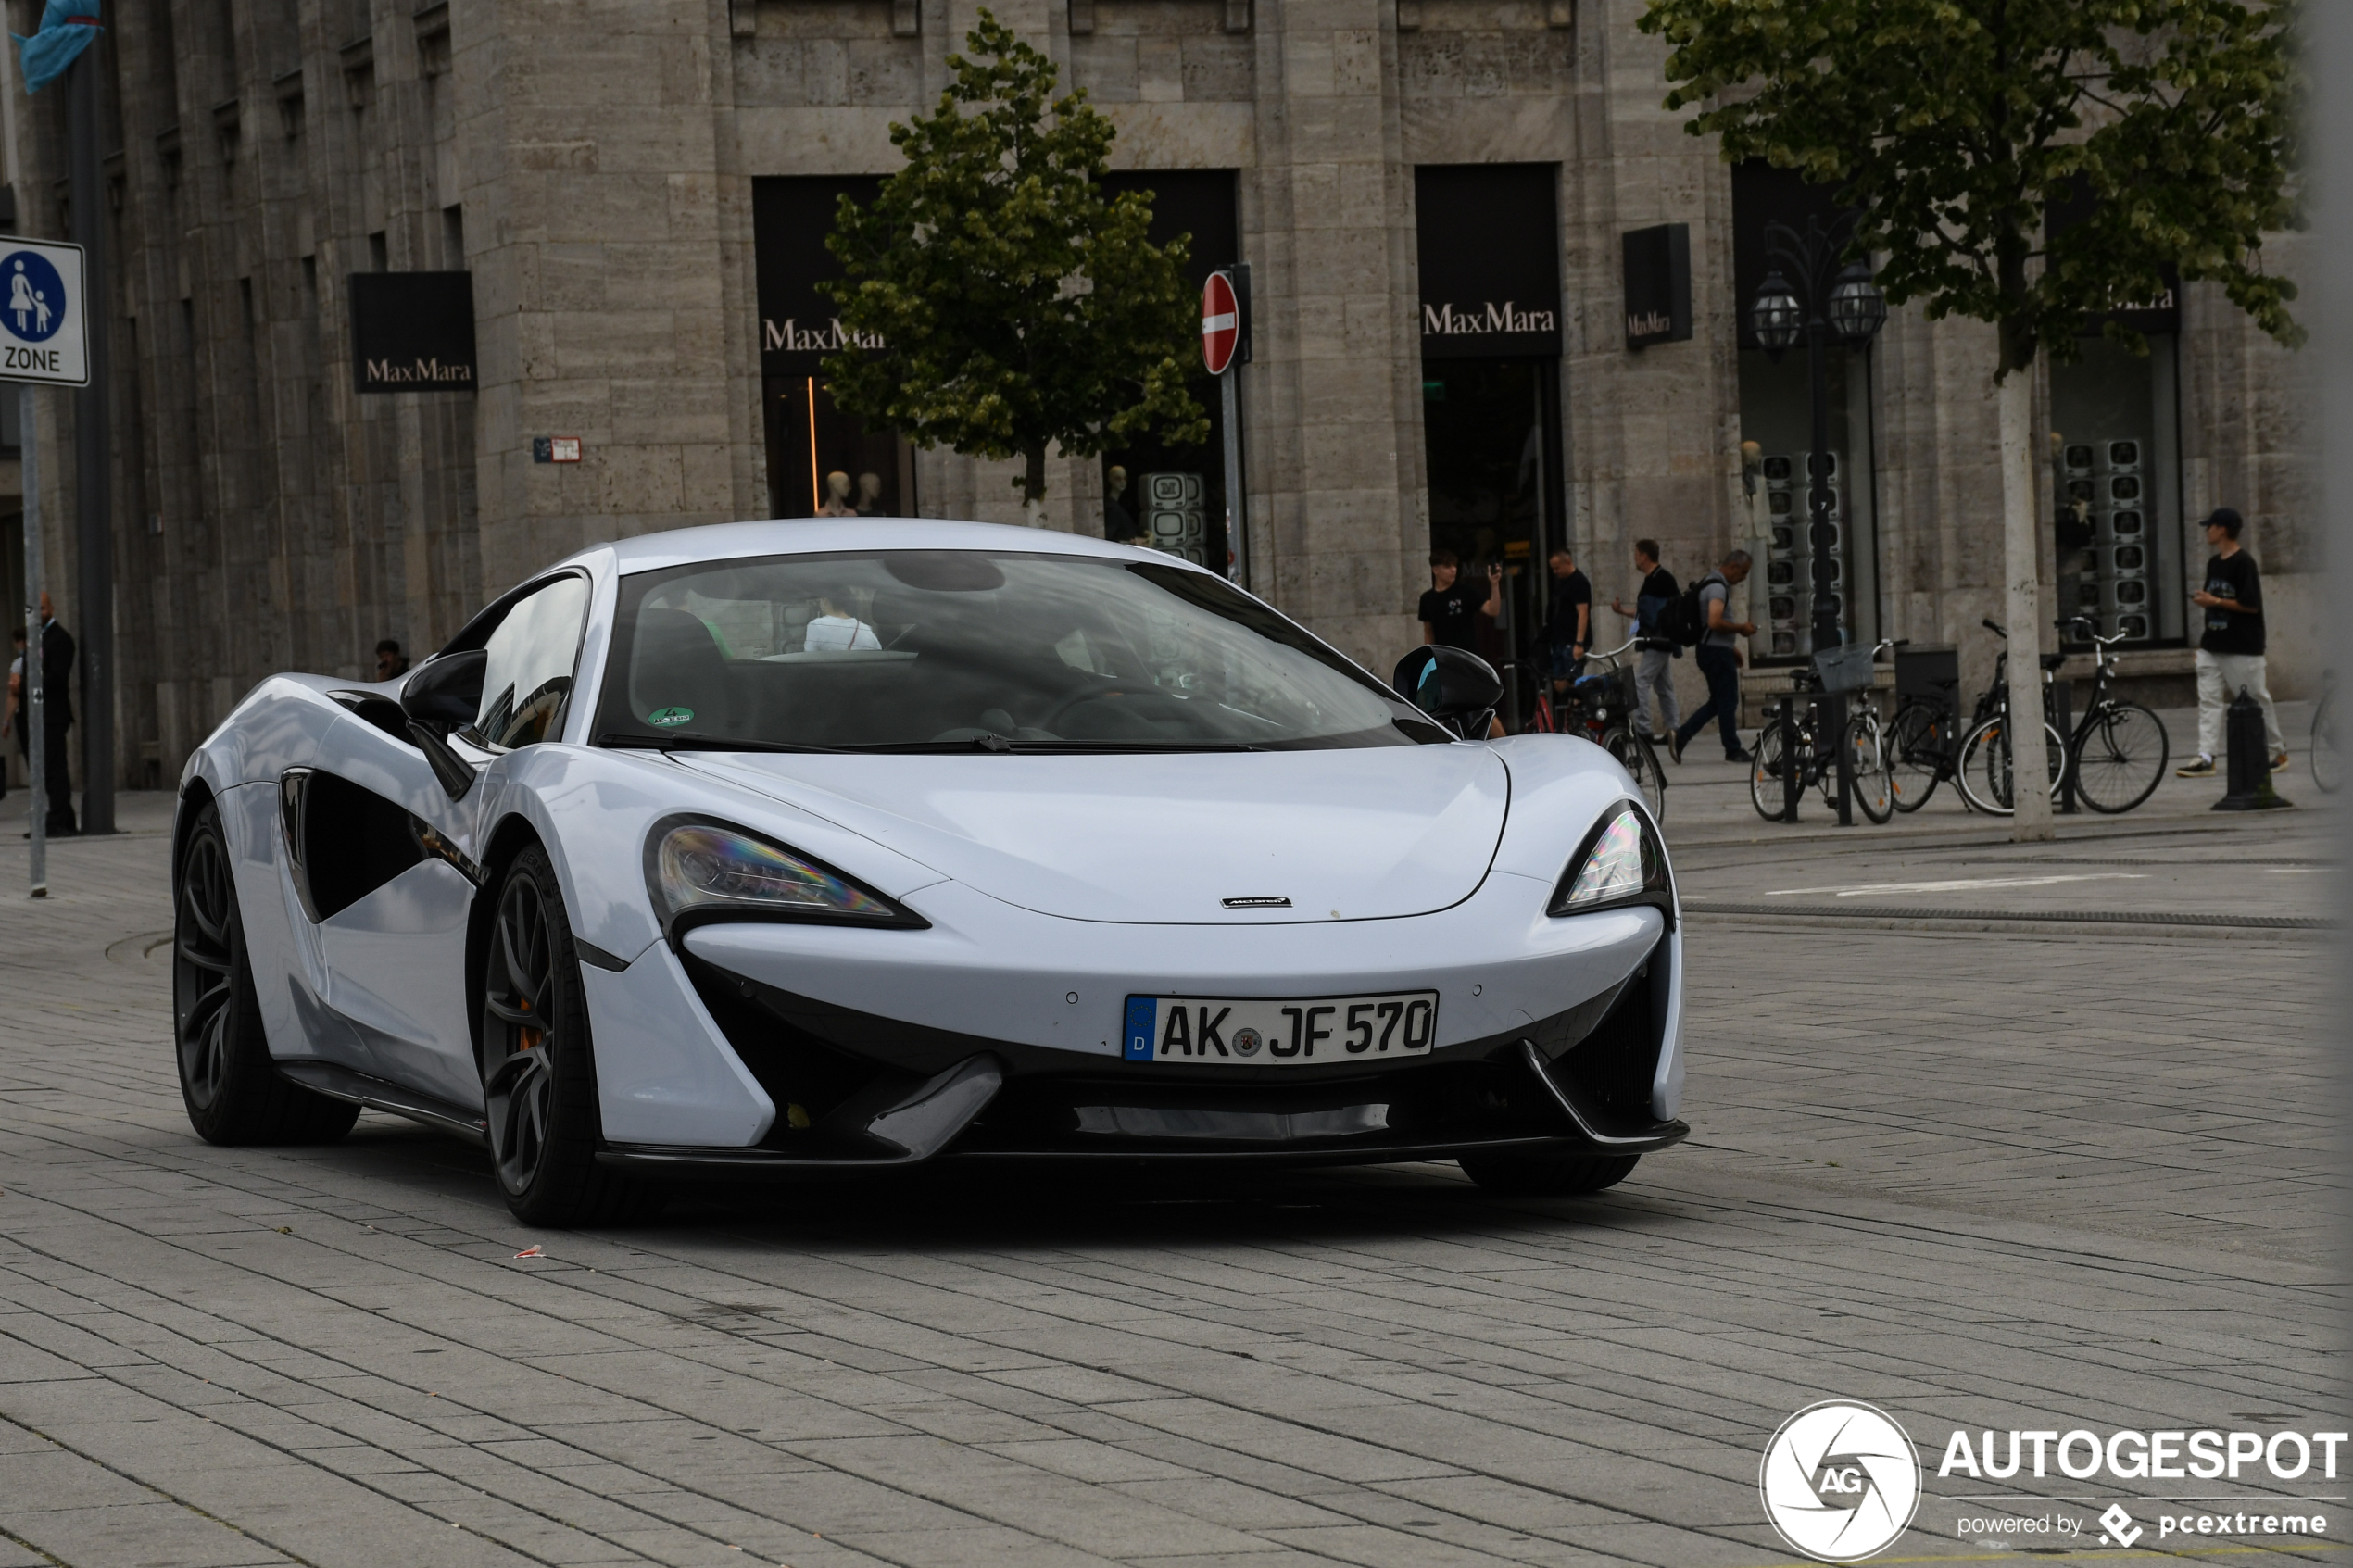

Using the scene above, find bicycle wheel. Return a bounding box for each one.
[1604,726,1667,822]
[2312,692,2341,794]
[2072,701,2169,814]
[1748,719,1796,821]
[1885,703,1944,813]
[1845,712,1894,823]
[1956,714,2067,815]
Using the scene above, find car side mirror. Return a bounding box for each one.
[1391,645,1503,724]
[400,649,486,730]
[397,649,487,800]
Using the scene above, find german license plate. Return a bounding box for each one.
[1122,992,1438,1065]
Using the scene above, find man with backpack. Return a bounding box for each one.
[1660,550,1755,763]
[1609,538,1680,744]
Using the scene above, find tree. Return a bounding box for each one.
[821,11,1207,522]
[1638,0,2298,837]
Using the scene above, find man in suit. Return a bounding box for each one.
[30,593,74,836]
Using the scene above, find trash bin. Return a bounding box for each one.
[1895,643,1959,706]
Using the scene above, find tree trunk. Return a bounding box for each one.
[1022,445,1047,528]
[1996,348,2055,841]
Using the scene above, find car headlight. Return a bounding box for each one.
[644,818,927,937]
[1549,801,1674,921]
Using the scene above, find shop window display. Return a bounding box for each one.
[2048,334,2183,646]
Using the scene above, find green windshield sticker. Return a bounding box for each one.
[648,706,695,727]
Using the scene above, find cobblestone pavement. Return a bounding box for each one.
[0,785,2337,1568]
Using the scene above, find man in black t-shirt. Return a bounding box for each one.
[1418,552,1500,651]
[1540,548,1592,688]
[2178,507,2285,776]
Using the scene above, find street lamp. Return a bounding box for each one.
[1753,213,1886,824]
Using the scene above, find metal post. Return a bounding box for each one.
[69,50,111,834]
[1806,303,1852,826]
[1220,365,1246,589]
[2051,670,2078,814]
[21,382,43,896]
[1780,692,1799,822]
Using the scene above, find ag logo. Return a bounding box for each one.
[1760,1400,1921,1562]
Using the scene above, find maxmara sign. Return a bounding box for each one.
[1420,300,1559,339]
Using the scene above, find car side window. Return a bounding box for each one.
[472,575,591,749]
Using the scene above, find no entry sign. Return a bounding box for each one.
[1202,270,1239,375]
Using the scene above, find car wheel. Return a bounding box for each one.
[174,797,360,1146]
[1458,1151,1639,1197]
[480,845,657,1228]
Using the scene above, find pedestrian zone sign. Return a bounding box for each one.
[0,239,87,386]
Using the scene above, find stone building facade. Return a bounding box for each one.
[0,0,2314,787]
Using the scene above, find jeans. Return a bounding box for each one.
[1676,644,1743,756]
[2195,648,2284,759]
[1634,647,1680,737]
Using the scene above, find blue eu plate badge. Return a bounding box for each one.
[1123,997,1156,1061]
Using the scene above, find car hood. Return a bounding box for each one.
[671,746,1511,924]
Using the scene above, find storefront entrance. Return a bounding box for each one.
[1095,171,1238,567]
[752,177,918,520]
[1414,165,1567,718]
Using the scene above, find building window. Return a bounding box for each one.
[1731,160,1881,661]
[2050,335,2183,647]
[751,176,918,521]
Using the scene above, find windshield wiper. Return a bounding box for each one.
[596,732,842,754]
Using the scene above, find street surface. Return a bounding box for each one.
[0,710,2337,1568]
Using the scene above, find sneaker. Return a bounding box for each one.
[2175,756,2216,778]
[2271,751,2291,773]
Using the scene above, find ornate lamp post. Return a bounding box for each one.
[1752,213,1886,824]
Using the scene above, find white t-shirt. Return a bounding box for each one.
[804,614,880,652]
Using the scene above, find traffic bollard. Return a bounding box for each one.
[2212,686,2290,811]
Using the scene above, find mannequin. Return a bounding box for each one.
[1103,464,1140,543]
[818,470,858,517]
[855,472,883,516]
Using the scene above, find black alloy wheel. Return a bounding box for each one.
[1458,1151,1639,1197]
[479,845,653,1227]
[174,798,359,1145]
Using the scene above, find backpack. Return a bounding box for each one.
[1655,572,1722,648]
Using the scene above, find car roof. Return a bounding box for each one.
[557,518,1188,578]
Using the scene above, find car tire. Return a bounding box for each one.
[480,844,659,1228]
[1458,1151,1639,1197]
[174,797,361,1146]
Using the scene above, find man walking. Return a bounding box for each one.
[1418,551,1501,652]
[1610,538,1681,742]
[2178,506,2286,776]
[1671,550,1755,764]
[1540,546,1592,693]
[30,593,74,836]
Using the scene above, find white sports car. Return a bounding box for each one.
[172,519,1686,1225]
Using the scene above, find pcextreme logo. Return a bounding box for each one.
[1760,1401,1922,1562]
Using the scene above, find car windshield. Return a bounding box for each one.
[593,549,1443,752]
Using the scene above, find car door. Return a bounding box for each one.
[306,574,591,1110]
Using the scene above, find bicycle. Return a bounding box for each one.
[2055,617,2169,812]
[1953,621,2068,816]
[1747,639,1896,824]
[1542,637,1669,822]
[2313,671,2340,795]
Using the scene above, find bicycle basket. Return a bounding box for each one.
[1812,642,1877,694]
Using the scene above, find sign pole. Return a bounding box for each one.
[22,381,43,897]
[1220,370,1244,588]
[1200,266,1251,589]
[69,49,110,834]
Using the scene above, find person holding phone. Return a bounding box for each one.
[2178,507,2285,776]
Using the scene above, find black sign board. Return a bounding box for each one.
[1415,164,1562,359]
[348,272,476,393]
[1622,223,1692,349]
[752,176,887,378]
[2045,178,2181,336]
